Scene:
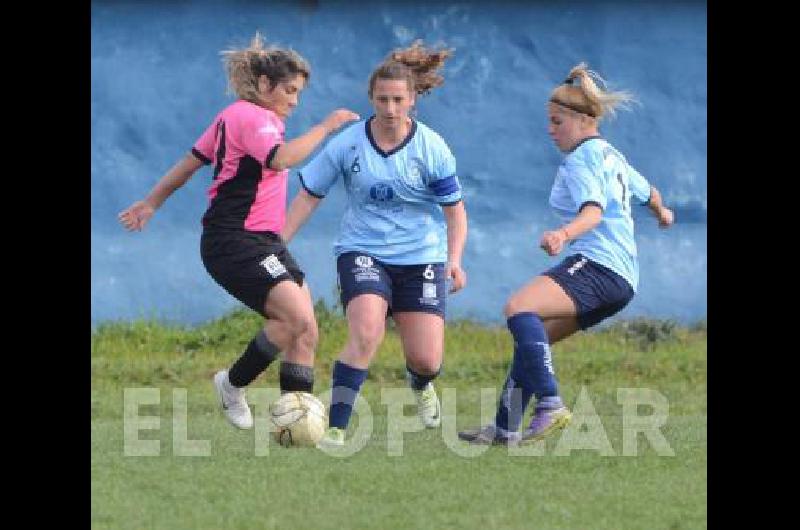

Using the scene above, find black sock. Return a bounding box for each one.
[406,364,440,391]
[279,362,315,393]
[228,330,280,387]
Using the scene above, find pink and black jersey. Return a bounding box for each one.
[192,100,288,233]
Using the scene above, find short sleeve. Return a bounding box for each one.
[563,155,607,211]
[427,142,462,205]
[299,139,342,198]
[192,119,218,165]
[627,165,652,204]
[241,111,284,168]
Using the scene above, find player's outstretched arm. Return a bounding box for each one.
[540,203,602,256]
[443,201,468,293]
[118,152,204,232]
[646,186,675,228]
[269,109,359,171]
[281,188,322,243]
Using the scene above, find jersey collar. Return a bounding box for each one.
[365,116,418,158]
[568,135,603,153]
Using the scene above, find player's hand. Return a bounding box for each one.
[657,207,674,228]
[118,200,155,231]
[539,229,567,256]
[322,109,360,134]
[445,262,467,293]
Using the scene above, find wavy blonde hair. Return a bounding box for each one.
[368,40,454,97]
[220,32,310,103]
[549,62,636,120]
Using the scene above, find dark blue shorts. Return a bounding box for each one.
[543,253,634,330]
[336,252,446,318]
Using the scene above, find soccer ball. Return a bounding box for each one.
[269,391,327,447]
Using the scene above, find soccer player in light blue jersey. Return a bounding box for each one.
[459,62,675,445]
[282,42,468,447]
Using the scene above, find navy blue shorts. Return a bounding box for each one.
[336,252,446,318]
[200,228,304,317]
[543,253,634,330]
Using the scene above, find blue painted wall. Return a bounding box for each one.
[92,0,707,325]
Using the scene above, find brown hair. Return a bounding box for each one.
[220,32,311,104]
[549,62,636,120]
[368,40,453,98]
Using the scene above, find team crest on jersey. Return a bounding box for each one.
[400,159,426,189]
[369,183,395,202]
[350,155,361,173]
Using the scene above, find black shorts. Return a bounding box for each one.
[543,253,634,330]
[336,252,446,318]
[200,228,304,317]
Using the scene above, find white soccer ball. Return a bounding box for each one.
[269,391,327,447]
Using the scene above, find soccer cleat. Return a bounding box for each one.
[520,406,572,444]
[413,382,442,428]
[317,426,345,448]
[213,370,253,430]
[457,424,521,446]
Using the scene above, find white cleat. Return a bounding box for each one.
[213,370,253,429]
[413,382,442,428]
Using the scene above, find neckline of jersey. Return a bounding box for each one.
[365,116,418,158]
[568,135,603,153]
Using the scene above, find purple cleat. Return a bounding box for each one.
[520,406,572,444]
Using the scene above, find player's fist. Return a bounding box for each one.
[657,207,674,228]
[322,109,360,133]
[445,262,467,293]
[539,229,567,256]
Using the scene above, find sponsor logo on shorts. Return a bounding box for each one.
[353,255,379,282]
[260,255,287,278]
[567,257,588,275]
[355,255,373,268]
[355,271,380,282]
[420,282,439,306]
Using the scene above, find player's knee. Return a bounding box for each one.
[349,326,384,359]
[503,295,527,318]
[297,324,318,354]
[287,313,317,345]
[408,358,441,377]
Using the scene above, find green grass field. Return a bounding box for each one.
[91,303,707,530]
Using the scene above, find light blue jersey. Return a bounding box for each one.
[549,136,652,291]
[299,117,462,265]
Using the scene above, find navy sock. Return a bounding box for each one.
[329,361,368,429]
[228,330,280,387]
[406,364,440,391]
[494,312,559,431]
[279,362,315,393]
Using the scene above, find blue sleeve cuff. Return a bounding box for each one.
[299,174,325,199]
[579,200,604,212]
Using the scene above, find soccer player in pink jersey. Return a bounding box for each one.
[119,33,358,430]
